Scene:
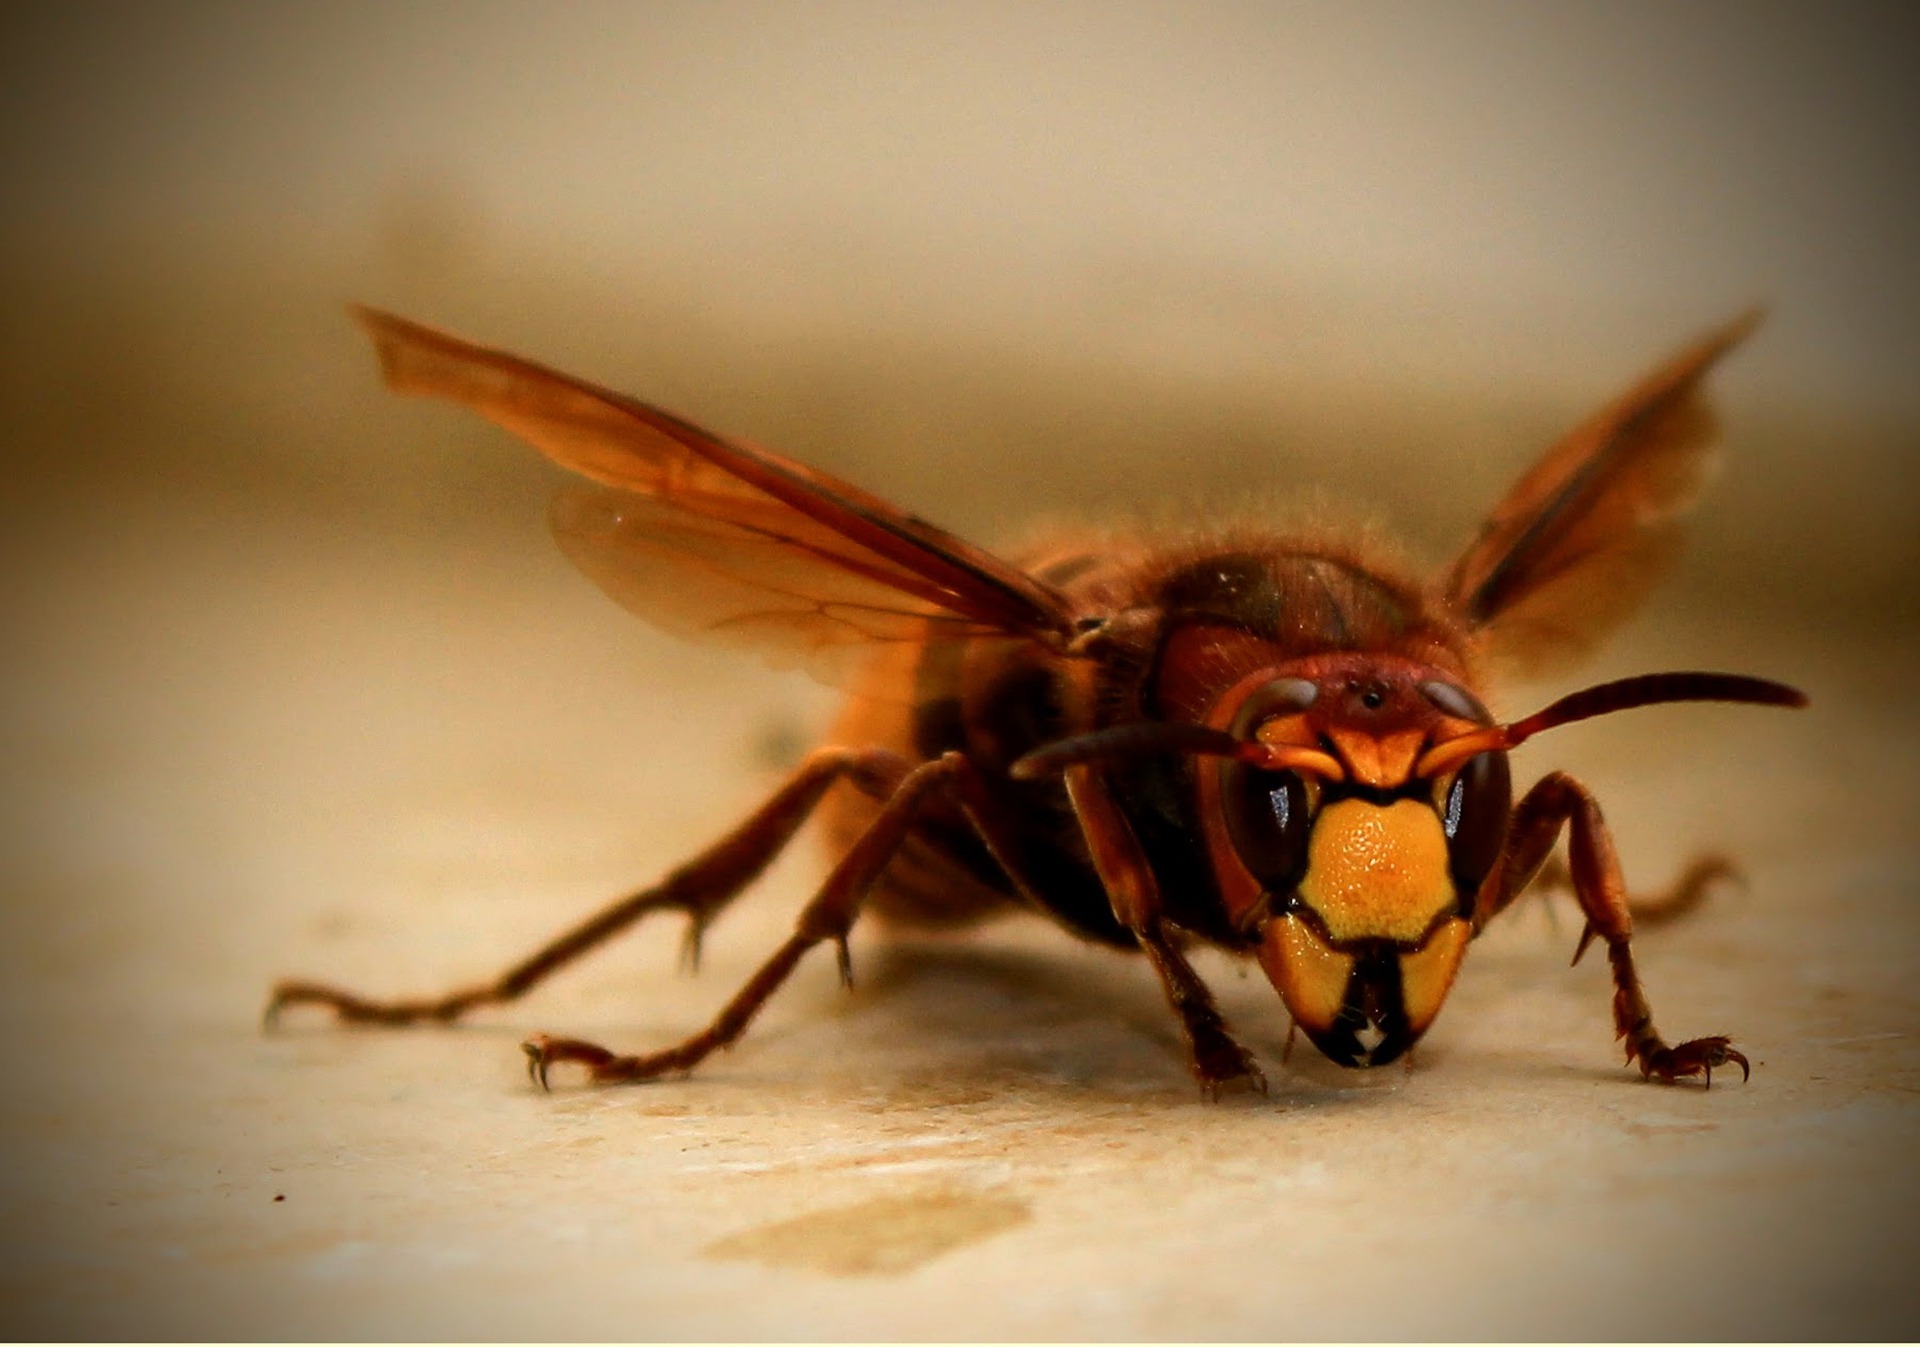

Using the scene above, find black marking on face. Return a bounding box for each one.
[1308,942,1414,1068]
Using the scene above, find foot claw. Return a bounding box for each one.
[1637,1034,1749,1086]
[522,1036,551,1091]
[262,979,374,1028]
[520,1033,617,1091]
[1192,1031,1267,1100]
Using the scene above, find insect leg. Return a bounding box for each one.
[265,747,912,1028]
[1526,851,1741,927]
[1063,765,1266,1098]
[523,751,967,1088]
[1479,772,1748,1086]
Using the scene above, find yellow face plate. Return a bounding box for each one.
[1296,798,1455,944]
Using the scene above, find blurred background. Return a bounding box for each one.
[1,2,1916,1339]
[4,1,1916,587]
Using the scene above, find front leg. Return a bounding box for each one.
[1064,765,1265,1098]
[1476,772,1749,1087]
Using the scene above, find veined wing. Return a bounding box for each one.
[1442,311,1761,676]
[354,308,1081,679]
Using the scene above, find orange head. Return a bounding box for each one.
[1197,655,1508,1066]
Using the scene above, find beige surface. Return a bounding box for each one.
[2,443,1917,1338]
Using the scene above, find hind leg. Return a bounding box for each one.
[1527,852,1741,927]
[524,752,975,1087]
[265,747,909,1028]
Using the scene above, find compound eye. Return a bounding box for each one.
[1229,678,1318,737]
[1441,750,1512,905]
[1420,679,1493,725]
[1222,762,1311,895]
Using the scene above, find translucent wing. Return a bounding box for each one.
[354,308,1079,680]
[1441,311,1761,676]
[548,484,1015,677]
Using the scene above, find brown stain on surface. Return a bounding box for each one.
[702,1188,1030,1278]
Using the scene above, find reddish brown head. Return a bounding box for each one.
[1195,654,1510,1066]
